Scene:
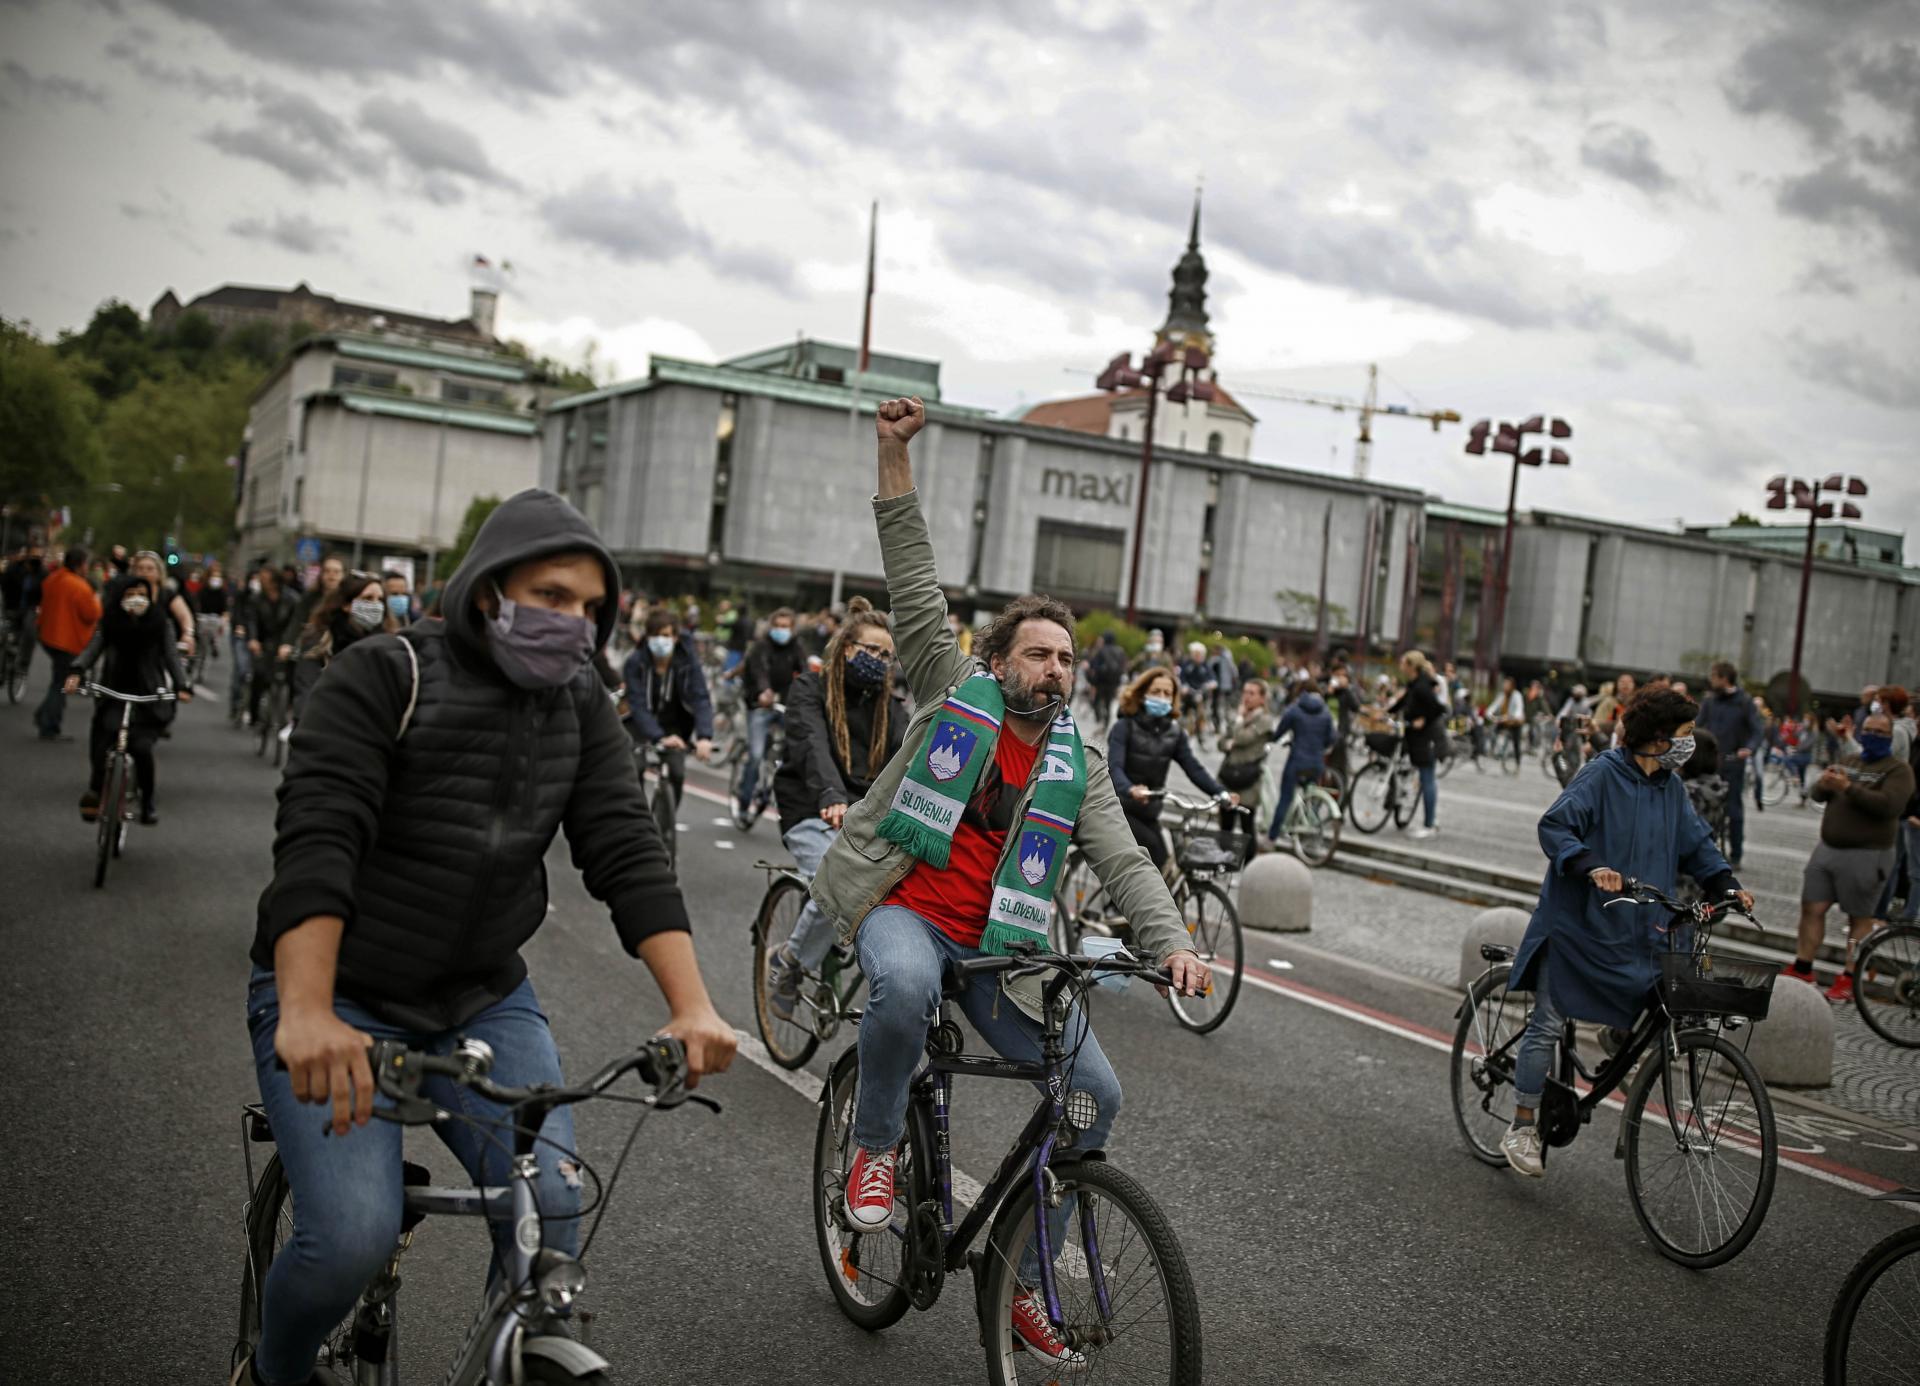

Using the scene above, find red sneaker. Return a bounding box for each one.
[843,1146,897,1230]
[1779,963,1816,985]
[1011,1288,1084,1366]
[1823,972,1855,1004]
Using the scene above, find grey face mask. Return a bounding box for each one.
[484,580,597,690]
[1655,734,1695,770]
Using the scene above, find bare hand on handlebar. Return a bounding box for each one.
[277,1005,377,1136]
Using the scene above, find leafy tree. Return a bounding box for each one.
[57,300,153,402]
[1728,511,1764,527]
[0,319,101,511]
[436,494,504,583]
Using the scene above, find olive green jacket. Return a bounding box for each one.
[809,490,1190,1005]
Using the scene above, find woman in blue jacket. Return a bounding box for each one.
[1268,681,1335,843]
[1500,687,1754,1178]
[1108,665,1233,871]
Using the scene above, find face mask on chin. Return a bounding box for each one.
[483,580,597,690]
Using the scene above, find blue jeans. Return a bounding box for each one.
[737,707,782,808]
[1513,968,1565,1112]
[1267,756,1322,839]
[780,817,841,971]
[245,971,579,1386]
[1416,761,1437,828]
[1722,758,1747,861]
[229,631,254,716]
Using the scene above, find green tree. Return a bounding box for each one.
[437,495,504,582]
[0,319,101,511]
[1728,511,1764,527]
[57,300,153,402]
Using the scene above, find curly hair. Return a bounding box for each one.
[975,593,1076,671]
[1118,664,1180,717]
[822,596,895,779]
[1620,686,1698,750]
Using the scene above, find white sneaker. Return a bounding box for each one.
[1501,1123,1545,1178]
[278,722,293,744]
[1408,825,1438,841]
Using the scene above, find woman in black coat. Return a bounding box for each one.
[292,570,397,723]
[66,573,190,823]
[1388,650,1449,838]
[1107,665,1233,871]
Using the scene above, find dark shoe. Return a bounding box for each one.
[79,791,100,822]
[138,801,158,826]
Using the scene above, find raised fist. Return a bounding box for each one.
[876,396,925,444]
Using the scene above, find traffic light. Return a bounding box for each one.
[163,537,181,569]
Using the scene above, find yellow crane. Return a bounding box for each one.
[1229,363,1460,481]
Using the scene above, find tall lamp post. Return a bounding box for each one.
[1095,342,1215,626]
[1766,472,1867,716]
[1464,414,1570,682]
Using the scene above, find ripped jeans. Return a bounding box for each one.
[244,970,580,1386]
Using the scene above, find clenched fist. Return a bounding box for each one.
[876,396,925,444]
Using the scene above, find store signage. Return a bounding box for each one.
[1039,468,1133,507]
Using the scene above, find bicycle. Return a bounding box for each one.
[636,740,681,874]
[1,613,27,703]
[749,858,866,1068]
[1492,722,1525,777]
[81,682,178,888]
[1346,724,1419,835]
[254,653,293,767]
[1451,878,1780,1268]
[726,700,785,831]
[1052,789,1245,1034]
[812,943,1203,1384]
[1852,921,1920,1049]
[1822,1187,1920,1384]
[236,1034,715,1386]
[1268,734,1342,867]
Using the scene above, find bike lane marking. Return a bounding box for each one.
[1237,962,1916,1205]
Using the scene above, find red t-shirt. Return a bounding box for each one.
[887,729,1041,947]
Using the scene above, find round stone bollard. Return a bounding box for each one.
[1239,854,1312,933]
[1457,907,1533,989]
[1743,973,1834,1087]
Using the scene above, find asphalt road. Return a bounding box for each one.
[3,668,1916,1384]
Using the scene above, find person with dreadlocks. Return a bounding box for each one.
[65,569,192,823]
[765,596,908,1019]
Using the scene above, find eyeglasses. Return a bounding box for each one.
[851,640,894,659]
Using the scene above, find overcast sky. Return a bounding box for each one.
[3,0,1916,536]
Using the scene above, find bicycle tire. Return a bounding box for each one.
[1621,1028,1777,1269]
[1391,766,1419,829]
[239,1152,361,1379]
[753,877,820,1070]
[1435,745,1456,779]
[1854,924,1920,1050]
[1823,1220,1920,1384]
[650,779,679,873]
[812,1052,917,1332]
[1290,787,1340,867]
[979,1158,1202,1386]
[109,752,130,859]
[1449,964,1526,1166]
[92,756,121,888]
[1166,880,1241,1034]
[1347,762,1393,834]
[1760,762,1791,808]
[1498,739,1521,776]
[270,682,289,769]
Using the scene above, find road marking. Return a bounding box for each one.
[1235,961,1913,1205]
[1265,958,1295,970]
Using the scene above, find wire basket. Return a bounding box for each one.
[1659,951,1776,1020]
[1180,830,1248,875]
[1364,730,1402,756]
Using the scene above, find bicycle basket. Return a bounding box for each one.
[1179,832,1243,875]
[1364,730,1401,755]
[1658,951,1776,1020]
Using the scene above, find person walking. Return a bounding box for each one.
[1697,661,1763,869]
[1784,710,1916,1001]
[1216,678,1272,857]
[33,546,100,742]
[1084,630,1128,733]
[1389,650,1448,840]
[1207,642,1239,730]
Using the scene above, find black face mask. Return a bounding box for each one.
[846,650,889,689]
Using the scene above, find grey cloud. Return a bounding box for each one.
[1349,107,1430,165]
[1,60,107,107]
[540,180,797,292]
[105,34,250,98]
[1791,333,1920,410]
[1579,122,1674,194]
[204,124,343,186]
[359,95,516,189]
[229,212,348,256]
[1778,159,1920,273]
[1723,23,1843,145]
[201,79,379,188]
[1568,296,1695,364]
[1354,0,1606,76]
[1796,260,1859,296]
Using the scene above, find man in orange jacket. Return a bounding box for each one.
[35,546,101,741]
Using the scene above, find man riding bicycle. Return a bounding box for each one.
[736,605,806,817]
[238,488,736,1386]
[809,397,1211,1367]
[621,603,716,807]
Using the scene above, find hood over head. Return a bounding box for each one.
[440,488,622,665]
[1297,691,1326,714]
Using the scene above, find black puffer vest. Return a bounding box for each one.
[1117,713,1184,814]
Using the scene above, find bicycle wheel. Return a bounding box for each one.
[1290,787,1340,867]
[238,1152,361,1380]
[1449,963,1527,1165]
[812,1054,916,1332]
[270,682,290,768]
[1855,925,1920,1049]
[753,877,820,1070]
[254,686,271,757]
[4,647,22,703]
[1435,743,1456,779]
[1760,761,1791,808]
[1166,880,1241,1034]
[92,755,123,888]
[1391,766,1420,829]
[1621,1027,1777,1269]
[1347,762,1392,834]
[1498,738,1521,777]
[1824,1220,1920,1385]
[979,1158,1202,1386]
[650,779,679,873]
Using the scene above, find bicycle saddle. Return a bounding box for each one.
[1479,943,1516,963]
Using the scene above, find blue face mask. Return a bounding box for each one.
[1143,696,1173,719]
[386,593,410,618]
[769,626,792,646]
[1859,733,1893,762]
[647,635,676,659]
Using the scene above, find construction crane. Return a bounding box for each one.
[1229,364,1461,481]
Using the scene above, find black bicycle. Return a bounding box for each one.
[812,943,1202,1383]
[1,613,27,703]
[1852,922,1920,1050]
[1823,1187,1920,1384]
[727,700,784,832]
[254,653,293,767]
[750,858,865,1069]
[237,1035,714,1385]
[82,682,176,888]
[637,740,680,873]
[1451,878,1780,1269]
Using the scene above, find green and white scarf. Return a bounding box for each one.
[876,672,1087,956]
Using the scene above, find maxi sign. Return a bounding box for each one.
[1040,468,1134,507]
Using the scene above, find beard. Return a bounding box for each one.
[1004,667,1068,718]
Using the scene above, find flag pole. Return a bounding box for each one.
[848,201,876,476]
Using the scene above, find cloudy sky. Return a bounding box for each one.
[3,0,1916,535]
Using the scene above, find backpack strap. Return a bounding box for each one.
[397,635,420,741]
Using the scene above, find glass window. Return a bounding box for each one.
[1207,431,1223,454]
[333,365,399,391]
[442,380,508,407]
[1032,520,1124,602]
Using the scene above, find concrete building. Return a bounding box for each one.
[153,282,498,347]
[236,330,542,586]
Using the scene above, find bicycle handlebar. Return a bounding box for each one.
[369,1035,699,1124]
[946,946,1177,992]
[1145,788,1231,812]
[1603,876,1761,929]
[82,682,178,703]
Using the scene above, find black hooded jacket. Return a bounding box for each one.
[252,488,689,1030]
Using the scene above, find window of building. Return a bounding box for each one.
[966,434,996,588]
[1207,431,1223,454]
[706,393,738,560]
[293,477,304,515]
[333,365,399,391]
[1032,520,1124,602]
[816,366,845,383]
[1119,424,1130,440]
[442,380,509,408]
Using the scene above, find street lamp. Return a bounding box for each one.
[1464,414,1571,681]
[1766,472,1868,716]
[1096,341,1215,625]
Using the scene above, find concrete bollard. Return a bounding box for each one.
[1457,907,1533,989]
[1743,973,1834,1087]
[1239,854,1313,933]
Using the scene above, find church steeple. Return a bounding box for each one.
[1157,187,1212,353]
